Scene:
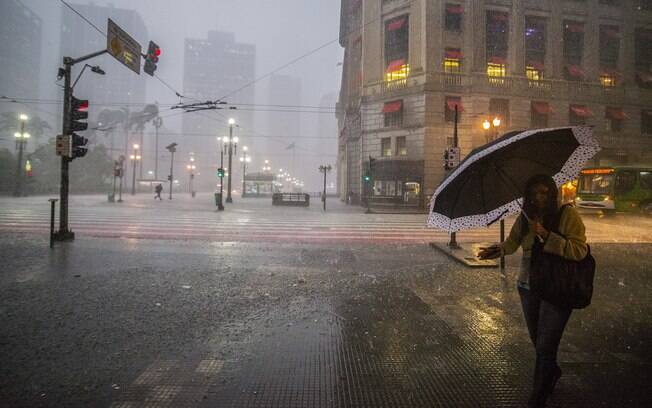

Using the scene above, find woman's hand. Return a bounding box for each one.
[532,222,550,240]
[478,244,501,260]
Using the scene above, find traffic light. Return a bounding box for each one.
[217,168,225,178]
[71,133,88,159]
[363,173,372,183]
[69,96,88,132]
[144,41,160,76]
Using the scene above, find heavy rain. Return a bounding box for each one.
[0,1,651,407]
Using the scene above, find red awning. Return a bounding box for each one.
[383,100,403,114]
[446,4,464,14]
[445,49,463,59]
[606,107,628,120]
[603,27,620,39]
[388,17,406,31]
[446,97,463,112]
[490,12,509,22]
[532,102,552,114]
[637,71,652,83]
[570,105,593,118]
[566,65,585,78]
[600,68,619,77]
[488,56,506,65]
[386,59,406,73]
[566,22,584,33]
[527,61,545,70]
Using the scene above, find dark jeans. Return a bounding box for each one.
[518,285,572,399]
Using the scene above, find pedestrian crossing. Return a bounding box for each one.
[1,206,651,244]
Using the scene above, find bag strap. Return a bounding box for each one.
[551,204,573,235]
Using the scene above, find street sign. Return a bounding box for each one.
[107,18,141,75]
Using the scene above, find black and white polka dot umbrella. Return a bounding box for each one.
[426,127,600,232]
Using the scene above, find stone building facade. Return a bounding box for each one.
[337,0,652,208]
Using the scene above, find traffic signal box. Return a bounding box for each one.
[144,41,160,76]
[67,95,89,160]
[217,168,225,178]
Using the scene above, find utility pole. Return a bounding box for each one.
[153,115,162,179]
[166,143,177,200]
[117,155,124,202]
[319,165,332,211]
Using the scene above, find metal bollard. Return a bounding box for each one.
[48,198,58,248]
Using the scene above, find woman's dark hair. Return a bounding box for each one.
[520,174,559,237]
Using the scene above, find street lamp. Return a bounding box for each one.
[483,117,502,143]
[13,114,30,197]
[225,118,238,203]
[130,143,141,195]
[240,146,251,197]
[186,161,197,197]
[319,164,332,211]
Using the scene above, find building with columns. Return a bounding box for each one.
[337,0,652,208]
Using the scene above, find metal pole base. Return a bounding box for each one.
[53,230,75,242]
[226,197,233,203]
[217,204,225,211]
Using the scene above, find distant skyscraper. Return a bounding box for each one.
[267,74,301,177]
[182,31,255,190]
[0,0,42,151]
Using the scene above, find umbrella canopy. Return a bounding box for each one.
[427,127,600,232]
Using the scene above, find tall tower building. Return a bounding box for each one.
[182,31,255,190]
[266,74,302,178]
[0,0,42,151]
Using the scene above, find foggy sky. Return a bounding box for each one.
[12,0,343,188]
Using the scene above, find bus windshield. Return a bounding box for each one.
[579,173,614,194]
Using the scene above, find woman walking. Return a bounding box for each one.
[479,174,588,407]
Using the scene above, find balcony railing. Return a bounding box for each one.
[424,72,649,105]
[596,131,652,151]
[363,71,651,107]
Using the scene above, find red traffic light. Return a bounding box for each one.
[155,48,161,56]
[78,100,89,111]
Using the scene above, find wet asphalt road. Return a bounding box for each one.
[0,197,651,407]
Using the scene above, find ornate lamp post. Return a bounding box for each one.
[319,164,332,211]
[130,144,141,195]
[226,118,239,203]
[239,146,251,197]
[13,114,30,197]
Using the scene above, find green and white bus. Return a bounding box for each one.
[575,167,652,215]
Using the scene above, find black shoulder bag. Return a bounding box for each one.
[529,205,596,309]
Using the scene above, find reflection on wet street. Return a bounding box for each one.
[1,224,650,407]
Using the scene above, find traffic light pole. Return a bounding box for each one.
[55,50,107,242]
[447,106,459,249]
[169,150,174,200]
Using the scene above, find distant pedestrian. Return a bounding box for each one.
[479,174,588,408]
[154,184,163,200]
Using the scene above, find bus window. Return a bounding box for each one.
[579,173,614,194]
[615,171,636,193]
[640,171,652,190]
